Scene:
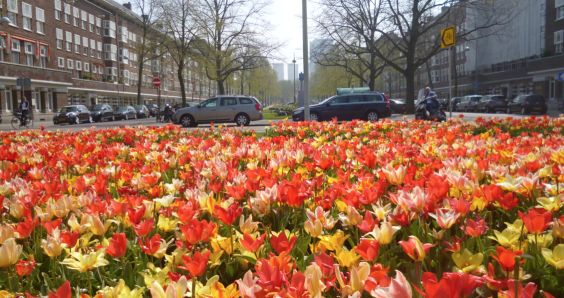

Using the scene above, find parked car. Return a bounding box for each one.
[173,102,197,111]
[474,95,509,113]
[89,104,115,122]
[389,99,406,114]
[114,106,138,120]
[455,95,483,112]
[437,99,448,112]
[134,105,150,118]
[506,94,547,115]
[146,104,159,116]
[53,105,93,124]
[172,96,264,127]
[0,113,2,124]
[292,92,392,122]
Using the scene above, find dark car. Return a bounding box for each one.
[146,104,159,116]
[506,94,547,115]
[456,95,483,112]
[0,113,2,124]
[437,99,448,112]
[134,105,150,118]
[89,104,115,122]
[114,106,138,120]
[389,99,406,114]
[474,95,508,113]
[53,105,93,125]
[292,92,392,122]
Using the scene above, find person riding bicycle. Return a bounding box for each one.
[163,103,171,121]
[19,97,30,125]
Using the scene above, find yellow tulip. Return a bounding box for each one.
[0,225,15,244]
[335,248,361,268]
[334,262,370,296]
[88,214,116,236]
[211,235,240,255]
[239,215,259,234]
[488,229,521,248]
[150,276,188,298]
[368,221,400,245]
[304,219,323,238]
[208,281,240,298]
[60,248,109,272]
[157,215,179,232]
[428,228,445,241]
[536,195,563,212]
[553,218,564,239]
[41,230,65,258]
[382,164,406,185]
[0,238,22,268]
[164,249,188,267]
[504,219,528,234]
[139,263,169,287]
[317,231,350,251]
[452,249,484,274]
[305,264,326,296]
[528,234,553,249]
[541,244,564,269]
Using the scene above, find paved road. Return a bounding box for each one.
[0,111,560,133]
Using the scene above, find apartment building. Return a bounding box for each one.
[379,0,564,102]
[0,0,215,115]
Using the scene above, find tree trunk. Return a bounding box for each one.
[217,80,226,94]
[177,59,186,106]
[137,56,145,105]
[426,60,433,90]
[405,68,416,114]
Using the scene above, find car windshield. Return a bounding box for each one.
[92,105,104,111]
[528,95,544,103]
[135,105,144,110]
[471,97,482,101]
[319,96,337,105]
[395,100,405,104]
[118,106,128,111]
[61,107,78,113]
[491,96,506,101]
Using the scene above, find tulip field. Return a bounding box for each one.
[2,115,564,298]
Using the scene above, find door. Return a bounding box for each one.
[321,96,348,120]
[347,95,366,119]
[216,97,238,121]
[458,97,467,110]
[80,106,89,121]
[197,98,218,121]
[129,107,136,118]
[363,94,387,117]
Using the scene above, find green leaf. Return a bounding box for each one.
[233,254,257,265]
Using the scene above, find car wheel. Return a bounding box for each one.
[89,116,93,123]
[235,113,251,126]
[365,110,379,122]
[521,107,526,115]
[181,115,195,127]
[310,112,320,122]
[506,107,511,114]
[75,116,80,124]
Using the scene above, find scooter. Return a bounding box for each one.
[415,97,446,121]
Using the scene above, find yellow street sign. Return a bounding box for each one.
[441,26,455,48]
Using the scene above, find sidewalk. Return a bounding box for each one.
[2,111,57,123]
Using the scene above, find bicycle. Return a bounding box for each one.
[11,110,34,130]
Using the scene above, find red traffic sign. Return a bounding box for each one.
[152,78,162,88]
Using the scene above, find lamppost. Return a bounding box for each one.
[292,55,296,104]
[465,45,478,94]
[0,16,11,24]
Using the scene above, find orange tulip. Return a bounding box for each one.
[355,239,380,262]
[106,233,127,258]
[240,233,266,253]
[213,202,243,225]
[399,236,435,262]
[491,246,524,272]
[518,209,553,235]
[180,250,210,277]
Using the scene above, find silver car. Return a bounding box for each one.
[172,96,264,127]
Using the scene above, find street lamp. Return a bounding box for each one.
[465,46,478,94]
[292,55,296,104]
[0,17,11,24]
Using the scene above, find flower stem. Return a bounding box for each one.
[229,224,234,262]
[192,276,197,298]
[514,256,521,298]
[5,267,12,292]
[87,271,93,295]
[415,261,422,298]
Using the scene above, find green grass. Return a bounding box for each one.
[263,111,290,119]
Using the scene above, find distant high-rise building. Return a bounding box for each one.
[287,63,299,82]
[272,63,285,81]
[309,39,332,76]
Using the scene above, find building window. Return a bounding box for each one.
[73,7,79,27]
[56,28,63,49]
[57,57,65,70]
[39,56,46,68]
[81,11,87,30]
[7,0,18,26]
[24,42,33,54]
[83,46,88,56]
[91,48,95,57]
[67,59,73,71]
[11,53,19,64]
[118,26,128,43]
[84,62,90,72]
[119,48,129,64]
[74,33,80,53]
[22,2,32,30]
[558,7,564,21]
[12,39,20,52]
[25,54,33,66]
[64,3,70,23]
[103,20,116,38]
[54,0,61,20]
[555,30,563,54]
[66,31,72,51]
[36,7,44,34]
[104,44,117,61]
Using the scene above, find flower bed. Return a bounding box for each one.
[0,117,564,298]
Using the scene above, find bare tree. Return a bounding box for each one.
[191,0,282,95]
[158,0,199,106]
[367,0,517,113]
[130,0,165,105]
[313,0,394,91]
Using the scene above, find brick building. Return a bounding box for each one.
[379,0,564,102]
[0,0,217,116]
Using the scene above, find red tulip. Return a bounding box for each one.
[179,219,217,245]
[414,272,463,298]
[42,219,62,236]
[483,263,507,292]
[314,251,335,279]
[456,272,485,297]
[48,281,71,298]
[518,209,553,235]
[443,236,464,253]
[106,233,127,258]
[464,217,488,237]
[15,219,35,239]
[16,259,36,276]
[287,271,307,298]
[270,232,297,255]
[60,230,79,248]
[139,234,162,255]
[134,218,154,237]
[127,205,146,225]
[240,233,266,253]
[500,280,537,298]
[497,193,518,210]
[180,250,210,277]
[491,246,524,272]
[399,236,435,262]
[357,211,379,234]
[355,239,380,262]
[213,202,243,225]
